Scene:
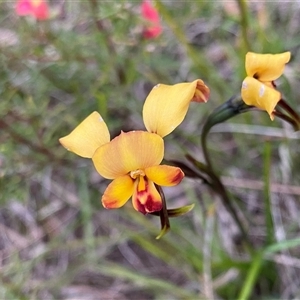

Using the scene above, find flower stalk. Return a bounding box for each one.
[198,95,261,248]
[236,0,251,52]
[186,154,251,248]
[201,94,253,169]
[151,185,195,239]
[199,79,299,247]
[277,99,300,130]
[155,185,170,239]
[273,110,300,131]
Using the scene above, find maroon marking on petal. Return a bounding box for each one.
[145,195,162,213]
[135,199,147,215]
[133,176,163,214]
[134,193,162,214]
[171,169,184,185]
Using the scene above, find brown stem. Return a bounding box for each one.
[186,154,252,249]
[273,110,300,131]
[155,185,170,239]
[278,99,300,125]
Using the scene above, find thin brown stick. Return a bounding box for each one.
[221,176,300,196]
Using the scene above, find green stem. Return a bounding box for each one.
[236,0,251,52]
[199,95,254,249]
[238,251,264,300]
[201,95,252,169]
[263,142,274,245]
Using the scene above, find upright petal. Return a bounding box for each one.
[102,175,134,209]
[143,79,209,137]
[245,52,291,82]
[132,177,162,214]
[92,131,164,179]
[59,111,110,158]
[145,165,184,186]
[241,76,281,120]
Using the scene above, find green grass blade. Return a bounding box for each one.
[263,141,274,245]
[238,252,264,300]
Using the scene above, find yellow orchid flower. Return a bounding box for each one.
[143,79,210,137]
[241,52,291,120]
[92,130,184,214]
[59,112,183,214]
[60,79,209,214]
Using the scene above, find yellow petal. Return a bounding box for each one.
[143,79,210,137]
[59,112,110,158]
[245,52,291,82]
[241,77,281,119]
[92,131,164,179]
[145,165,184,186]
[132,177,162,214]
[102,175,134,209]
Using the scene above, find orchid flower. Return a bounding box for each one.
[16,0,49,20]
[241,51,291,119]
[141,0,162,39]
[59,80,209,214]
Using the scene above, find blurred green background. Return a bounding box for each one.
[1,1,300,299]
